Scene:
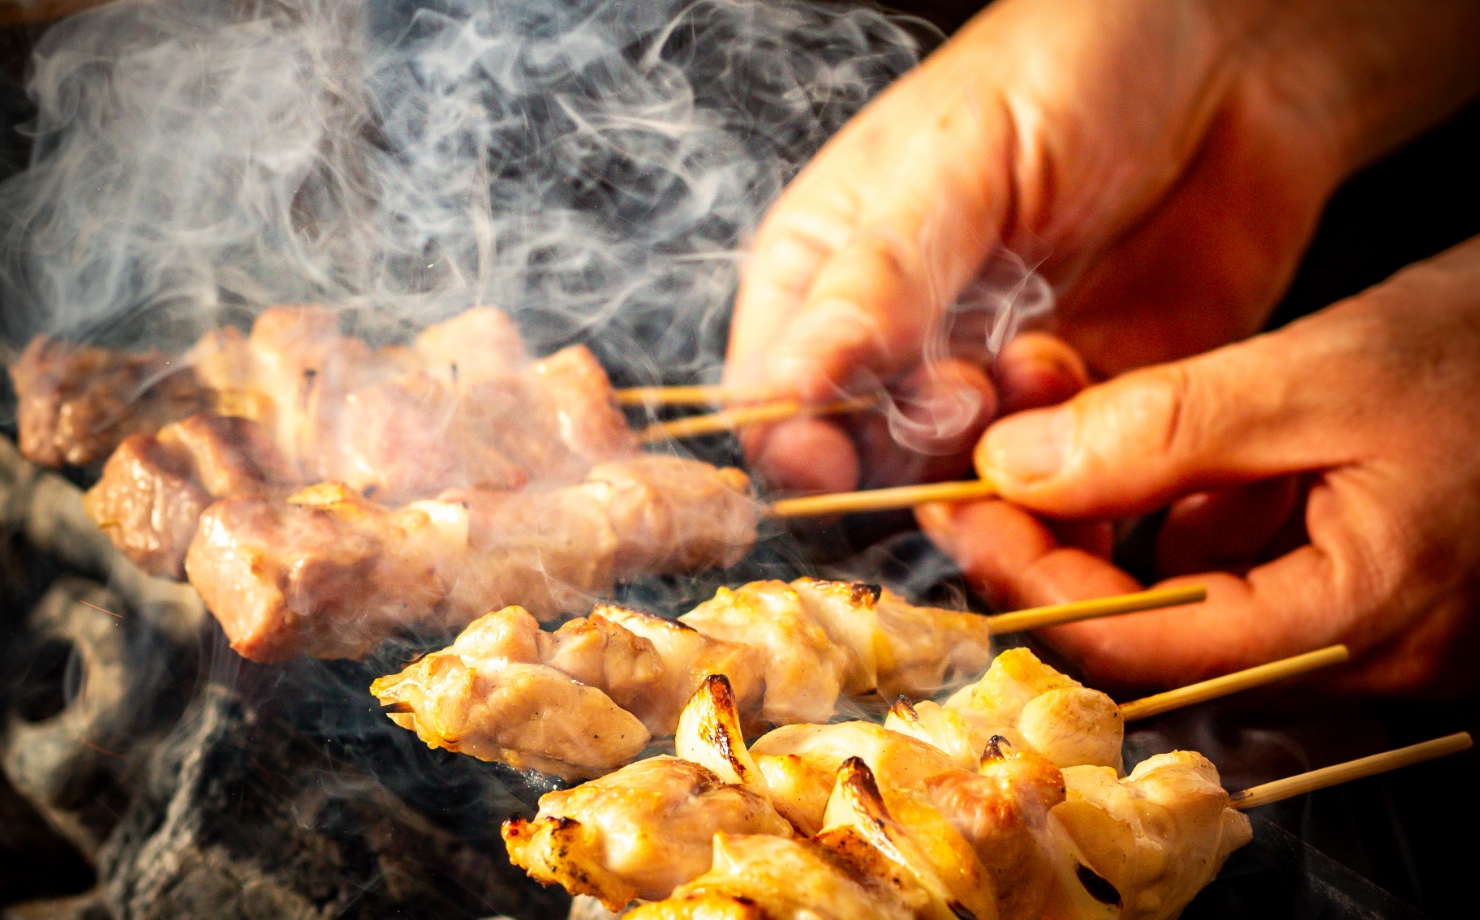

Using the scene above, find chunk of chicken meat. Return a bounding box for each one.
[923,743,1068,920]
[626,832,920,920]
[888,648,1124,773]
[83,415,294,578]
[746,721,961,835]
[503,757,793,909]
[370,606,650,778]
[1045,751,1251,920]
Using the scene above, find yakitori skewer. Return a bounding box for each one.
[614,383,780,406]
[1118,644,1351,721]
[372,581,1214,779]
[1231,731,1472,810]
[507,666,1469,920]
[767,478,998,518]
[975,584,1206,633]
[637,394,878,443]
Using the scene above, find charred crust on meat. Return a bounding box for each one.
[378,701,413,714]
[1076,864,1122,906]
[889,696,920,723]
[361,484,378,499]
[949,901,978,920]
[849,582,883,605]
[982,735,1011,762]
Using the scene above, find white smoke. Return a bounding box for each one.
[0,0,924,379]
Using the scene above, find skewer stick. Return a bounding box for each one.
[767,478,997,518]
[615,384,780,406]
[978,585,1208,634]
[1120,645,1351,721]
[1231,733,1472,810]
[637,395,877,444]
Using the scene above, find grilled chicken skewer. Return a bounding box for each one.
[372,579,1006,778]
[629,732,1472,920]
[499,640,1349,908]
[506,674,1250,920]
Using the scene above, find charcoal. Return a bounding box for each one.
[2,577,193,859]
[98,683,566,920]
[0,770,93,905]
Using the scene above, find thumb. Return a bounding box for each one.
[975,329,1340,518]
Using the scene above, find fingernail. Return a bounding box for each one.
[981,407,1073,484]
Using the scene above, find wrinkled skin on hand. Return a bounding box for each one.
[920,237,1480,697]
[726,0,1480,494]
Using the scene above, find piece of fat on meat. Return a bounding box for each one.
[443,486,619,624]
[531,344,637,464]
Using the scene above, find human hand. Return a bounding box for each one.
[727,0,1480,493]
[920,236,1480,697]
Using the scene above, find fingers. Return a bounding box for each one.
[974,328,1342,518]
[918,495,1349,689]
[993,332,1091,415]
[1154,476,1305,576]
[745,416,860,495]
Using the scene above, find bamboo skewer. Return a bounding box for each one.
[767,479,998,518]
[1231,733,1472,810]
[637,395,877,444]
[1119,645,1351,721]
[977,585,1207,634]
[615,384,780,406]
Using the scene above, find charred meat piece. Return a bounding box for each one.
[82,414,294,578]
[11,336,209,467]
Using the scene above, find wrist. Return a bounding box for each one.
[1232,0,1480,181]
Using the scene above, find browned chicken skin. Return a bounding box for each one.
[372,579,994,777]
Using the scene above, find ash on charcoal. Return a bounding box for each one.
[99,683,566,920]
[1,577,193,859]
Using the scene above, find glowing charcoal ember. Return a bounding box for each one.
[502,757,792,909]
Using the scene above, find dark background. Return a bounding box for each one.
[0,0,1477,918]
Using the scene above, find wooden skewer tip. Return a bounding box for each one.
[767,479,998,518]
[1231,732,1472,810]
[1118,644,1350,722]
[981,584,1208,635]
